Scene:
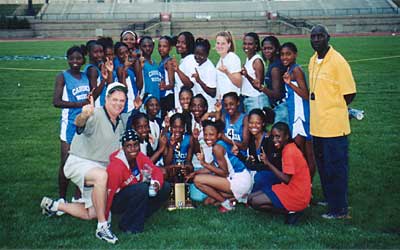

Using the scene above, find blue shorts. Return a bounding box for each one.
[262,185,284,209]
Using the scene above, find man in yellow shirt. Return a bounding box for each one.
[308,25,356,219]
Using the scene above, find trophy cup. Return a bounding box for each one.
[167,142,194,211]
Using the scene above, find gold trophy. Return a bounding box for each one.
[167,142,194,211]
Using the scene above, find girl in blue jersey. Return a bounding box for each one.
[83,40,112,107]
[189,120,252,212]
[163,113,194,181]
[114,42,143,112]
[280,42,315,179]
[140,36,162,101]
[53,46,91,204]
[258,36,288,124]
[219,92,249,155]
[158,36,175,119]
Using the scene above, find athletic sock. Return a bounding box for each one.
[97,221,108,229]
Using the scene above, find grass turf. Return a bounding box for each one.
[0,35,399,249]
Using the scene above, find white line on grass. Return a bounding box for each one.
[0,55,399,72]
[0,67,59,72]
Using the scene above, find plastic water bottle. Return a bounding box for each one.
[348,108,364,120]
[149,180,157,197]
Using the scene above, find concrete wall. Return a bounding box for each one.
[0,29,35,38]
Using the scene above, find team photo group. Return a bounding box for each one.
[39,24,356,244]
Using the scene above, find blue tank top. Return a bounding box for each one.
[159,56,172,98]
[83,63,107,107]
[170,133,191,165]
[214,140,246,173]
[264,58,286,105]
[61,71,90,143]
[143,59,161,101]
[224,113,246,155]
[285,63,310,127]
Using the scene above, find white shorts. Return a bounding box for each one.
[64,154,107,208]
[227,170,252,203]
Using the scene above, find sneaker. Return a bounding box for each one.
[285,211,303,225]
[95,224,118,244]
[56,198,65,216]
[317,200,328,207]
[218,200,235,213]
[321,212,351,219]
[40,197,58,216]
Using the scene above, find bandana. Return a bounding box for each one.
[121,129,139,145]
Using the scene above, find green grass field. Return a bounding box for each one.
[0,35,399,249]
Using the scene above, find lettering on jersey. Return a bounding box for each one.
[124,174,135,186]
[226,128,241,141]
[72,85,90,96]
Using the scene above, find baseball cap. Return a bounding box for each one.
[106,82,127,96]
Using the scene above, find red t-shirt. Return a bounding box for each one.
[272,143,311,211]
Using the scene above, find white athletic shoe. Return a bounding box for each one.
[40,197,58,216]
[95,224,118,244]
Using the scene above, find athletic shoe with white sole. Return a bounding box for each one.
[56,198,65,216]
[40,197,58,216]
[95,224,118,244]
[218,199,235,213]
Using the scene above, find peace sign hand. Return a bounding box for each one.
[192,68,201,83]
[218,60,229,75]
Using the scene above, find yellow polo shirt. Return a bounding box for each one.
[308,47,356,137]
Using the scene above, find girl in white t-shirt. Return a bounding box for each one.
[215,31,242,98]
[171,31,197,110]
[241,32,269,113]
[191,38,217,112]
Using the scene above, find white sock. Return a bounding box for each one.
[52,200,60,211]
[97,221,108,229]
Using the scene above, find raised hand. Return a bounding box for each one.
[159,80,167,91]
[105,57,114,72]
[192,68,201,83]
[134,91,142,109]
[170,58,178,72]
[214,97,222,113]
[231,140,239,156]
[82,93,95,118]
[218,59,229,75]
[283,68,291,84]
[260,147,269,167]
[241,66,248,77]
[196,148,205,163]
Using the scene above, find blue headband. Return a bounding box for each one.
[143,94,157,106]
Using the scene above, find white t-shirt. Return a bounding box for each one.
[241,54,264,97]
[216,52,242,98]
[174,54,197,109]
[192,59,217,112]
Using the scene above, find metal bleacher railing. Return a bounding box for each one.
[277,7,399,17]
[40,7,400,21]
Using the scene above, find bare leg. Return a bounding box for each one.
[58,141,70,199]
[248,191,287,214]
[58,202,97,220]
[194,174,231,203]
[305,140,316,180]
[84,167,108,223]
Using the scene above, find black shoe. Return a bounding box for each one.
[285,211,303,225]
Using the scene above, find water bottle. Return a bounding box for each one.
[149,179,157,197]
[348,108,364,120]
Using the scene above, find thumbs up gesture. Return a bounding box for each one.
[82,93,95,118]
